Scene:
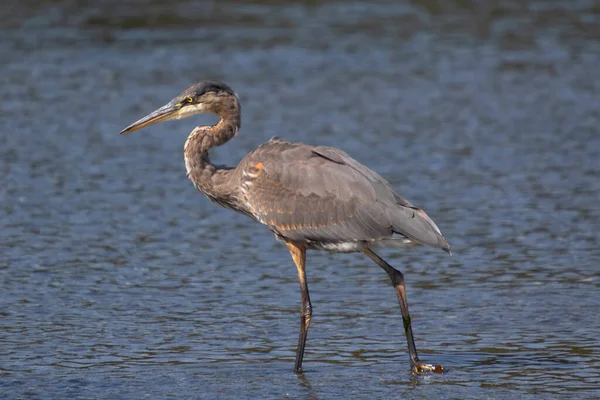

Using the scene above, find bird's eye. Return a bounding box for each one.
[186,97,194,103]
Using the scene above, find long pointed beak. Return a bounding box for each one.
[120,102,181,134]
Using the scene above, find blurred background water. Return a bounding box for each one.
[1,0,600,398]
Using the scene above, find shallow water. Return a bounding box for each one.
[2,0,600,398]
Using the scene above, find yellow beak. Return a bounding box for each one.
[120,102,180,134]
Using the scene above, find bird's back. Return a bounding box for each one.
[236,139,450,253]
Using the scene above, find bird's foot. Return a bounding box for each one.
[412,361,445,374]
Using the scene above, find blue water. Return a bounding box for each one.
[2,1,600,398]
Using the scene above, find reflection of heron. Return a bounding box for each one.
[121,80,450,374]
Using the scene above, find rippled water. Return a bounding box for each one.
[2,0,600,398]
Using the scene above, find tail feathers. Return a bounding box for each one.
[390,206,451,254]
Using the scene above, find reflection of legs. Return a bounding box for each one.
[285,240,312,373]
[364,248,444,374]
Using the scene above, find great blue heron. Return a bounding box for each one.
[121,80,450,374]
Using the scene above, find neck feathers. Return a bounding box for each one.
[183,110,240,200]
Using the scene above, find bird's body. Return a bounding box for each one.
[121,80,449,374]
[221,138,448,254]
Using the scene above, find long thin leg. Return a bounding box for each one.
[364,248,444,374]
[285,240,312,373]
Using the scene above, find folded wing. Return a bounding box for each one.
[240,140,450,252]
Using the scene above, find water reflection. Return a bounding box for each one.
[297,372,319,400]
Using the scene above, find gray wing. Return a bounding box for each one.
[239,140,450,251]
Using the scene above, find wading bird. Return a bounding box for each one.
[121,80,450,374]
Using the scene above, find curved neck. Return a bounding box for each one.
[184,110,240,201]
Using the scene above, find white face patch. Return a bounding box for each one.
[177,103,209,119]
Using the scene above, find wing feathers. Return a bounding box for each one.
[390,206,451,251]
[240,141,449,251]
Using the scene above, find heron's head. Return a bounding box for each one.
[120,80,239,134]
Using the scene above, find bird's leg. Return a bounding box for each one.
[285,241,312,373]
[363,248,444,374]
